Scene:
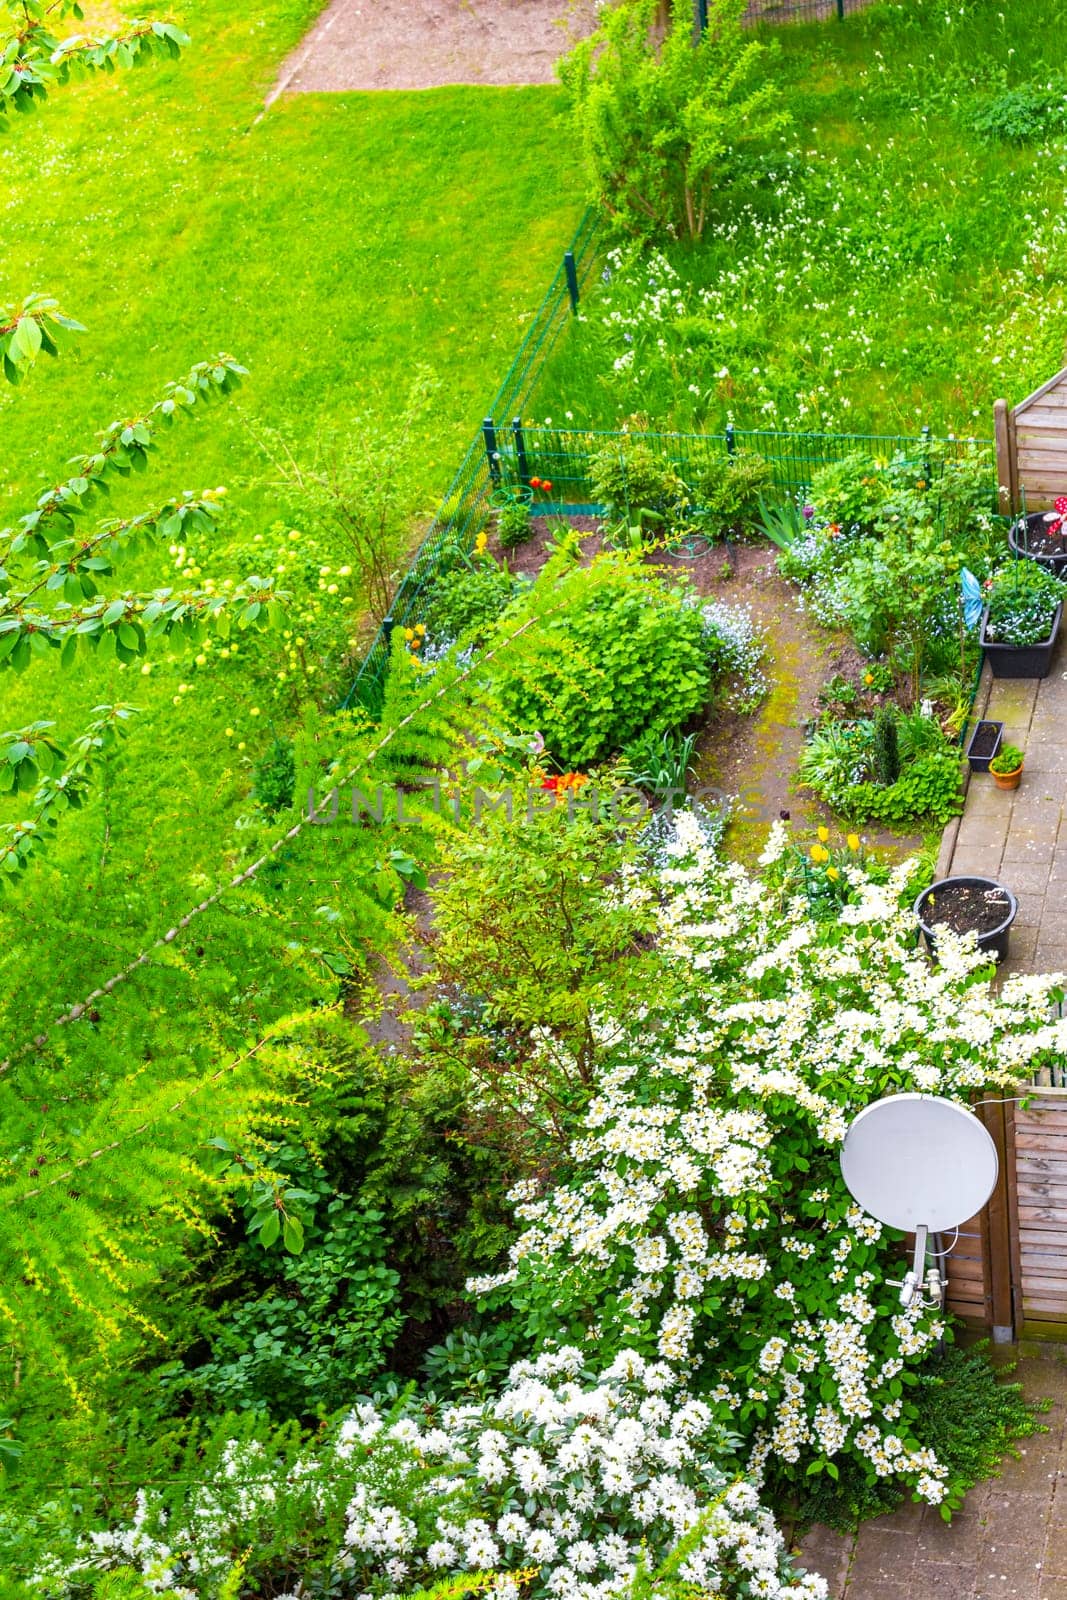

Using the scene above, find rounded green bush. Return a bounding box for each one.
[491,557,714,767]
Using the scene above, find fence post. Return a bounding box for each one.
[725,422,736,459]
[993,397,1016,515]
[921,423,931,483]
[693,0,708,34]
[382,615,396,652]
[512,417,529,487]
[836,0,844,18]
[482,417,501,486]
[564,250,580,314]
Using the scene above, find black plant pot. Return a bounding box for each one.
[980,602,1063,679]
[965,719,1004,773]
[1008,510,1067,575]
[914,876,1018,963]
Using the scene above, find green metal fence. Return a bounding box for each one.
[496,423,991,508]
[340,209,993,715]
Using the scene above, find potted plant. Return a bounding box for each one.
[989,743,1024,791]
[1008,496,1067,574]
[914,876,1018,962]
[965,719,1004,773]
[980,561,1063,678]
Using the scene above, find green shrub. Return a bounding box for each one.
[847,750,964,826]
[496,496,532,549]
[491,556,713,767]
[871,704,901,786]
[790,1342,1046,1531]
[589,439,687,533]
[692,449,773,539]
[167,1205,404,1418]
[421,564,521,645]
[252,735,296,814]
[965,78,1067,144]
[808,451,887,534]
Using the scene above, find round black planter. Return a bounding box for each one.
[914,876,1018,963]
[1009,510,1067,574]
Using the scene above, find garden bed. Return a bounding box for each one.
[479,517,927,860]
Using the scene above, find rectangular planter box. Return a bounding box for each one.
[980,602,1063,679]
[966,719,1004,773]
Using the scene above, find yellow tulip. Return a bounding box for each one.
[817,825,830,843]
[827,866,840,881]
[847,833,861,852]
[810,843,828,864]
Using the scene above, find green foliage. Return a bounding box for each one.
[431,809,656,1086]
[252,736,296,814]
[691,450,773,539]
[984,561,1063,646]
[589,439,687,537]
[253,366,440,626]
[494,493,533,550]
[871,704,901,787]
[990,743,1024,775]
[421,563,521,646]
[421,1325,519,1398]
[847,750,964,827]
[620,726,697,800]
[490,554,712,767]
[0,2,188,127]
[790,1342,1046,1531]
[799,712,963,826]
[169,1205,404,1418]
[558,0,789,240]
[964,77,1067,143]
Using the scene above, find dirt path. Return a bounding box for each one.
[659,541,924,864]
[269,0,597,100]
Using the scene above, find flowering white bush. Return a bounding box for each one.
[39,1348,825,1600]
[472,820,1067,1507]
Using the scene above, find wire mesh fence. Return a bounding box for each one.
[343,407,993,713]
[743,0,872,24]
[502,423,991,506]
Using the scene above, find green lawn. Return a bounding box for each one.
[0,0,583,928]
[2,3,582,513]
[534,0,1067,439]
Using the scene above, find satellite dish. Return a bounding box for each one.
[840,1093,999,1308]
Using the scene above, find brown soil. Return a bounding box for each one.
[968,721,1002,760]
[919,880,1013,938]
[1012,512,1067,561]
[269,0,598,99]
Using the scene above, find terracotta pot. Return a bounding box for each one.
[991,763,1023,791]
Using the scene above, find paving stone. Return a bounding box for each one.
[954,849,1007,876]
[972,1560,1043,1599]
[957,819,1012,853]
[909,1564,978,1600]
[998,862,1054,894]
[981,1495,1050,1548]
[919,1510,980,1560]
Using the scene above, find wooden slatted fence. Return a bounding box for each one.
[995,372,1067,512]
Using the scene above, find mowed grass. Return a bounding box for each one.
[0,2,583,990]
[1,2,582,512]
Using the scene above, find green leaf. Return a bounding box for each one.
[282,1215,305,1256]
[258,1210,281,1249]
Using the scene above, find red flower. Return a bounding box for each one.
[530,477,542,489]
[542,479,553,492]
[1055,496,1067,516]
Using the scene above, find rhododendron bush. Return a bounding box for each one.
[472,820,1067,1509]
[38,1349,824,1600]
